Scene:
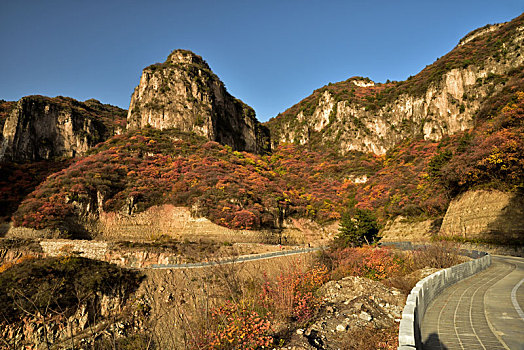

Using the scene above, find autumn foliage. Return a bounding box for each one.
[12,127,379,232]
[328,246,403,281]
[261,263,329,323]
[0,159,72,223]
[205,302,273,349]
[7,62,524,234]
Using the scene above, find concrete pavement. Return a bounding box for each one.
[421,255,524,349]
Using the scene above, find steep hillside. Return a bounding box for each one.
[0,95,126,161]
[356,71,524,222]
[0,159,72,223]
[266,14,524,155]
[11,127,379,237]
[0,96,126,226]
[6,18,524,242]
[128,49,270,154]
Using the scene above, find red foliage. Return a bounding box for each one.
[328,246,404,281]
[13,128,378,231]
[204,302,273,349]
[356,141,448,220]
[260,263,329,323]
[0,159,72,223]
[440,90,524,192]
[357,87,524,221]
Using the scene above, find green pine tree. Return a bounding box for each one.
[336,209,381,247]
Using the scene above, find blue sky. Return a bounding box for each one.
[0,1,522,122]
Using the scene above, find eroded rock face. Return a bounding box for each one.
[127,49,270,153]
[266,17,524,155]
[380,216,441,241]
[0,96,126,162]
[440,190,524,241]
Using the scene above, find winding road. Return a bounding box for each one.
[421,255,524,350]
[148,246,321,269]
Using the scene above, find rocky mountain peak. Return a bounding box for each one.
[127,49,270,154]
[167,49,210,68]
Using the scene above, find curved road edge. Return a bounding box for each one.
[144,246,322,269]
[397,250,492,349]
[484,255,524,350]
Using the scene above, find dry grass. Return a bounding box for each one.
[342,325,399,350]
[382,241,464,294]
[137,253,318,349]
[113,242,464,349]
[410,241,464,269]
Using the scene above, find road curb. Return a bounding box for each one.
[397,250,491,349]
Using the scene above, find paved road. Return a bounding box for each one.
[148,246,321,269]
[421,255,524,350]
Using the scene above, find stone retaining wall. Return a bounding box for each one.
[398,251,491,349]
[40,240,109,260]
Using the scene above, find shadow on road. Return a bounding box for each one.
[423,333,448,350]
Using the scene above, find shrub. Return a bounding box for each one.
[329,246,404,281]
[260,263,329,324]
[205,301,273,350]
[0,257,143,324]
[411,242,462,269]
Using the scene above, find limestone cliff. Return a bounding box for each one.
[127,49,270,153]
[266,14,524,154]
[0,96,126,162]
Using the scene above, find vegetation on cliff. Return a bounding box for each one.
[0,95,126,224]
[0,256,142,324]
[356,80,524,221]
[12,127,379,232]
[0,159,72,223]
[23,95,127,139]
[4,16,524,236]
[266,13,523,151]
[0,256,144,349]
[9,95,127,136]
[11,79,523,233]
[0,100,16,131]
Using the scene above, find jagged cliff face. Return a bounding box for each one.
[0,96,126,162]
[127,49,270,153]
[266,14,524,155]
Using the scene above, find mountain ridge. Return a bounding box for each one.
[2,15,523,244]
[265,14,524,155]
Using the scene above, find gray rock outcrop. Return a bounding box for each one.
[0,96,126,162]
[127,49,270,154]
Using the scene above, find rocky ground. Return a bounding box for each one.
[280,276,404,349]
[276,266,442,350]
